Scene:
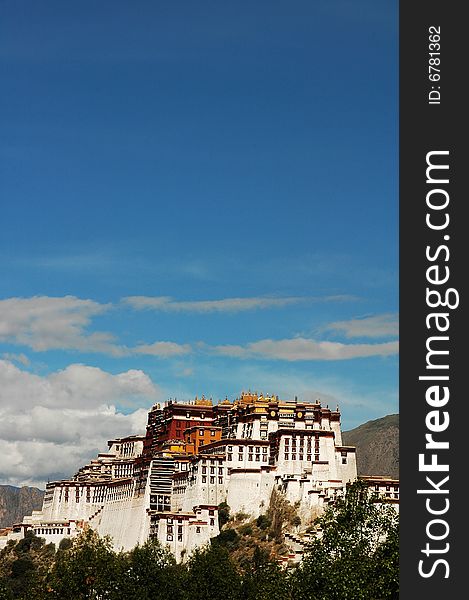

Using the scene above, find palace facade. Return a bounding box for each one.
[1,392,361,560]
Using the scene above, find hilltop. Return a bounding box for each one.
[342,414,399,479]
[0,485,44,529]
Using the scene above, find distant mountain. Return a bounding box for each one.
[0,485,44,529]
[342,414,399,479]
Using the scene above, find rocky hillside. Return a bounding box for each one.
[0,485,44,529]
[342,414,399,479]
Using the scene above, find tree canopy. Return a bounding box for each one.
[0,481,398,600]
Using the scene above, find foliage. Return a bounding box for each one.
[292,480,399,600]
[240,546,291,600]
[186,544,242,600]
[0,531,56,600]
[116,538,187,600]
[255,514,271,530]
[267,487,300,540]
[212,527,240,550]
[0,483,398,600]
[217,501,231,528]
[44,528,121,599]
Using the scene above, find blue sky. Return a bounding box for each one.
[0,1,398,487]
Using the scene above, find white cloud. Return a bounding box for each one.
[123,295,311,313]
[213,337,399,361]
[322,313,399,338]
[133,341,192,357]
[0,360,160,487]
[0,295,123,355]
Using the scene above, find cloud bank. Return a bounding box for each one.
[322,313,399,338]
[0,296,120,354]
[0,360,159,487]
[213,337,398,361]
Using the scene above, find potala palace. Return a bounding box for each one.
[0,393,399,560]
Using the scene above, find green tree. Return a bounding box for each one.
[186,544,242,600]
[218,502,231,528]
[0,580,14,600]
[292,480,399,600]
[115,538,187,600]
[45,528,121,599]
[241,546,290,600]
[0,531,55,600]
